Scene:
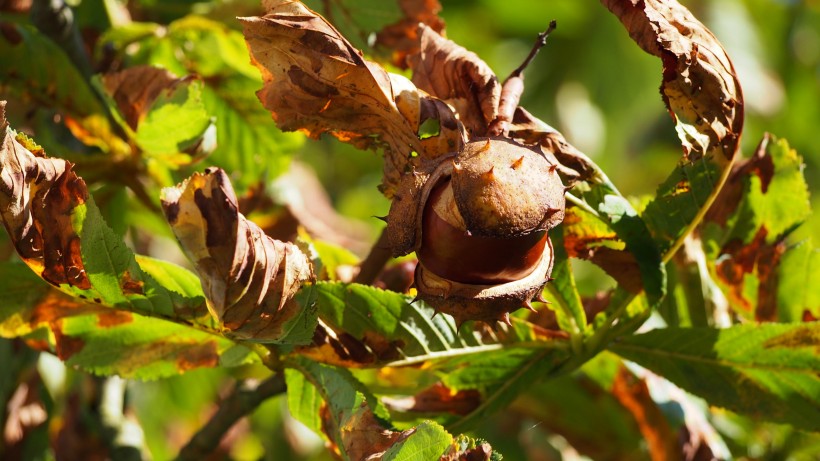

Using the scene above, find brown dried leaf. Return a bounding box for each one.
[161,167,314,341]
[602,0,743,163]
[408,25,501,137]
[612,366,681,461]
[241,1,464,195]
[374,0,445,67]
[100,65,193,131]
[0,102,91,290]
[382,382,481,416]
[337,403,407,461]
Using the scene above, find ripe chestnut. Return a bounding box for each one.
[386,137,566,326]
[418,178,548,285]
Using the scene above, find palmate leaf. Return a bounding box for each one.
[610,323,820,431]
[0,261,257,380]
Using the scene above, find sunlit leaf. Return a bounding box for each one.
[240,0,465,196]
[611,323,820,431]
[98,16,305,190]
[701,135,814,321]
[0,104,211,325]
[161,167,316,343]
[603,0,744,255]
[0,262,256,379]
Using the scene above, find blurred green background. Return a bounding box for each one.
[2,0,819,459]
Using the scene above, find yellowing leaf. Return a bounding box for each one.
[161,167,315,342]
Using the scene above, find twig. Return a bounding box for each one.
[488,21,557,137]
[30,0,94,79]
[352,227,392,285]
[175,374,287,461]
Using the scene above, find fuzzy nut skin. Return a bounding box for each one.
[452,138,565,237]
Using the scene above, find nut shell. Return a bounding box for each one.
[415,237,554,326]
[452,138,565,237]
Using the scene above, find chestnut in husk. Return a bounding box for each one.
[386,138,566,326]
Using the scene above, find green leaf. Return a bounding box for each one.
[305,282,568,368]
[700,135,816,322]
[134,78,212,159]
[777,241,820,322]
[610,323,820,431]
[100,16,304,189]
[546,224,587,336]
[0,262,256,379]
[55,311,256,380]
[301,0,405,53]
[382,420,452,461]
[285,368,326,439]
[0,23,127,155]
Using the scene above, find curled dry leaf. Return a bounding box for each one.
[408,25,500,137]
[602,0,743,163]
[241,0,465,196]
[161,167,314,341]
[0,102,90,290]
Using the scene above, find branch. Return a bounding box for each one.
[175,374,287,461]
[352,227,392,285]
[30,0,93,78]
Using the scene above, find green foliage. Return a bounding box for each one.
[611,323,820,431]
[0,0,818,460]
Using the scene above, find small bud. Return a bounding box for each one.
[511,155,525,170]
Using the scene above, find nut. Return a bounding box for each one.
[386,137,565,326]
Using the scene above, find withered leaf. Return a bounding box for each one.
[161,167,314,341]
[409,25,500,137]
[603,0,743,163]
[241,1,464,196]
[304,0,445,67]
[0,102,91,290]
[611,366,680,461]
[382,382,481,416]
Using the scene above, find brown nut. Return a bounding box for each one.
[386,138,565,326]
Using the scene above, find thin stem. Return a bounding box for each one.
[30,0,93,79]
[175,373,287,461]
[352,227,392,285]
[488,21,557,136]
[508,20,557,81]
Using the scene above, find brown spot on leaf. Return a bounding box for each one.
[0,22,22,45]
[162,168,314,341]
[762,326,820,353]
[0,116,92,290]
[53,326,86,360]
[96,310,133,328]
[120,271,144,295]
[101,66,191,131]
[176,340,219,372]
[287,66,340,98]
[612,366,679,461]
